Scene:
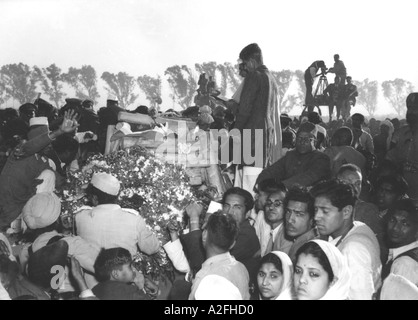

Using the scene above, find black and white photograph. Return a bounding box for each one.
[0,0,417,304]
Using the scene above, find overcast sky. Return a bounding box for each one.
[1,0,417,115]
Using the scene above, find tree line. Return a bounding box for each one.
[0,62,414,117]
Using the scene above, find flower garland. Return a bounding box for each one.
[60,145,203,281]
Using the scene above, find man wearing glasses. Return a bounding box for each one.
[256,121,331,189]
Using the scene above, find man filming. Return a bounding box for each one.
[304,60,327,109]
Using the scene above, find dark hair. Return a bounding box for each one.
[337,163,362,177]
[308,112,321,125]
[282,130,296,149]
[239,43,263,64]
[331,126,353,146]
[222,187,254,213]
[351,113,365,123]
[19,103,37,114]
[94,247,132,282]
[375,174,409,197]
[295,241,334,283]
[284,186,315,219]
[257,179,287,195]
[206,212,239,251]
[134,105,149,115]
[0,255,19,284]
[310,179,357,210]
[387,199,418,225]
[86,184,118,204]
[259,252,283,274]
[4,108,19,121]
[52,134,79,163]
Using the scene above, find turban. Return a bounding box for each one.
[22,192,61,229]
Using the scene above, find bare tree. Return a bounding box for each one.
[137,75,162,109]
[293,70,306,107]
[0,80,9,105]
[215,63,229,96]
[62,65,100,104]
[101,71,138,109]
[164,65,197,109]
[194,61,218,79]
[225,62,241,94]
[355,79,378,117]
[0,63,39,104]
[382,79,414,117]
[271,70,293,112]
[33,63,66,108]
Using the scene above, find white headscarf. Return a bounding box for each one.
[268,251,295,300]
[310,240,351,300]
[380,119,395,150]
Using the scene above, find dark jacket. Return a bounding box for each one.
[233,65,281,167]
[256,149,331,188]
[0,132,54,230]
[92,281,151,300]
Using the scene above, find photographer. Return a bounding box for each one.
[304,60,327,108]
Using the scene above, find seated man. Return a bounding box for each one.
[324,126,366,177]
[92,247,152,300]
[189,212,249,300]
[336,164,386,262]
[282,186,319,263]
[351,113,374,154]
[256,121,331,189]
[182,188,260,274]
[252,180,286,255]
[259,189,292,257]
[310,179,382,300]
[382,199,418,286]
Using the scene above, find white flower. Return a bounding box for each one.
[161,213,170,220]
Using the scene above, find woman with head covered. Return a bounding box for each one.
[293,239,350,300]
[257,251,294,300]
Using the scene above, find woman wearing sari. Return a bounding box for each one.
[257,251,294,300]
[293,239,351,300]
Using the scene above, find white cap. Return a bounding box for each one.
[107,94,118,102]
[29,117,48,127]
[22,192,61,229]
[91,172,120,196]
[195,275,242,300]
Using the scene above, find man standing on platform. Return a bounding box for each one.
[230,43,282,196]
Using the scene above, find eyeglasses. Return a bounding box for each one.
[265,200,284,208]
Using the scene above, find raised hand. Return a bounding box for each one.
[59,110,80,134]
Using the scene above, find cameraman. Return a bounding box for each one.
[304,60,327,108]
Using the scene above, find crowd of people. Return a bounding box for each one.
[0,43,417,300]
